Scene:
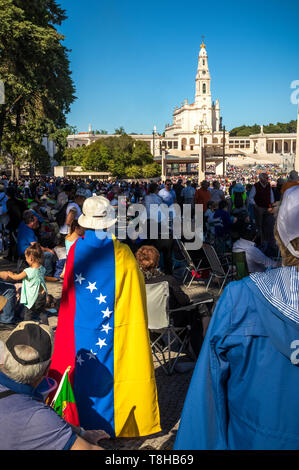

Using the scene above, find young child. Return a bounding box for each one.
[7,242,48,325]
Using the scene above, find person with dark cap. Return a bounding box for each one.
[0,321,109,450]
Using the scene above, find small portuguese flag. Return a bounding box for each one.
[50,366,80,427]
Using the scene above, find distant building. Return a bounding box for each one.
[164,39,225,150]
[66,41,297,174]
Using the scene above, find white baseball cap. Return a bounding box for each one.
[277,185,299,258]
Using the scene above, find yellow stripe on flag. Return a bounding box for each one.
[113,239,161,437]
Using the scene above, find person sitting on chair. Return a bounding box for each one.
[175,186,299,450]
[136,245,211,358]
[232,223,278,273]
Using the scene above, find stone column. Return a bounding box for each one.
[198,134,205,182]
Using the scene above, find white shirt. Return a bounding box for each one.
[59,202,82,235]
[233,238,278,273]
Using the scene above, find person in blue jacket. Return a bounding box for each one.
[175,185,299,450]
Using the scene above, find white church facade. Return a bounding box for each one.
[164,39,226,151]
[66,41,298,170]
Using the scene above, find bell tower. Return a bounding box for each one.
[194,38,213,131]
[195,38,212,107]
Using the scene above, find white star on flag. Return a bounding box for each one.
[96,338,107,349]
[75,273,85,285]
[76,354,84,366]
[101,323,112,334]
[96,293,107,305]
[87,350,97,360]
[86,282,97,293]
[102,307,113,319]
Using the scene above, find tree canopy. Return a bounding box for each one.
[230,120,297,136]
[0,0,76,175]
[61,135,161,179]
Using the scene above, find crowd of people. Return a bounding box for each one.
[0,164,299,450]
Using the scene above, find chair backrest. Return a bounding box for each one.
[175,239,196,269]
[202,243,225,276]
[232,251,249,280]
[145,281,170,330]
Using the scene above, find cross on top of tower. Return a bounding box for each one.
[201,36,206,49]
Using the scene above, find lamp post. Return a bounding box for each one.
[161,142,167,180]
[194,120,210,183]
[152,125,157,158]
[222,125,226,177]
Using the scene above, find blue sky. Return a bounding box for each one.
[59,0,299,134]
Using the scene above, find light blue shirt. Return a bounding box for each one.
[158,188,176,207]
[0,192,8,214]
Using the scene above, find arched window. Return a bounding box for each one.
[203,59,205,66]
[203,83,206,94]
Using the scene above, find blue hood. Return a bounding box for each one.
[245,276,299,362]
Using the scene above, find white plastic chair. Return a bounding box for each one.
[145,281,214,375]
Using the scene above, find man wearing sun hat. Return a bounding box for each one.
[0,321,108,450]
[49,196,161,439]
[175,185,299,450]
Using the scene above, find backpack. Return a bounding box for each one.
[56,202,69,228]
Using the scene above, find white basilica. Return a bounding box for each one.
[64,40,299,177]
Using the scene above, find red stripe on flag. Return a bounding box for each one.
[48,241,78,390]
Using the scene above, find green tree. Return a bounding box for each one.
[114,126,126,135]
[82,142,110,171]
[125,165,143,179]
[61,146,87,166]
[49,125,77,163]
[230,120,297,136]
[142,163,161,178]
[95,129,108,135]
[69,135,158,179]
[30,142,51,175]
[0,0,75,175]
[131,141,153,166]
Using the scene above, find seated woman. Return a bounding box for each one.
[58,220,85,279]
[65,220,85,256]
[175,185,299,450]
[136,245,209,358]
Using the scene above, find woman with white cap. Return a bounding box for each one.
[49,196,161,439]
[175,185,299,450]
